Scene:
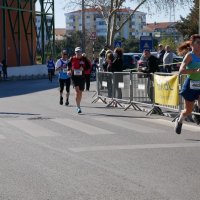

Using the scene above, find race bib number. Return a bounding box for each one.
[190,80,200,90]
[63,68,68,73]
[74,69,82,76]
[80,61,84,65]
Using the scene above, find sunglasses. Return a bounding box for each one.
[63,53,67,55]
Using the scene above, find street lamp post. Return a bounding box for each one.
[199,0,200,34]
[82,0,86,52]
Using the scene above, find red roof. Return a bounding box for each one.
[145,22,176,31]
[55,28,66,36]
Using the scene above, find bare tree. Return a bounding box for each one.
[64,0,193,48]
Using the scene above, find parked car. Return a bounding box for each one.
[122,53,142,70]
[172,53,183,71]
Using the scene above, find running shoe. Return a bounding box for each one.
[60,96,63,105]
[77,107,82,114]
[65,99,69,106]
[174,118,182,134]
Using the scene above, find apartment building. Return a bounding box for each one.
[143,22,183,43]
[55,28,66,40]
[65,8,146,39]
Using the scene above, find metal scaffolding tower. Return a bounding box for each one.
[0,0,55,66]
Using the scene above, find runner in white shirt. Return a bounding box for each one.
[55,50,71,106]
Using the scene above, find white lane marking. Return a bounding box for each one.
[69,142,200,153]
[7,120,59,137]
[139,118,200,132]
[95,117,166,133]
[51,118,115,135]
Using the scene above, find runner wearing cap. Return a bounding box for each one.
[68,47,90,113]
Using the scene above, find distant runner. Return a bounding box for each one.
[46,55,55,82]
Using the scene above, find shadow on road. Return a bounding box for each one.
[0,112,40,116]
[0,79,58,98]
[0,112,40,119]
[86,112,149,119]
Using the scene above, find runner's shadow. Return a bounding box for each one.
[0,112,40,116]
[185,139,200,142]
[86,113,149,119]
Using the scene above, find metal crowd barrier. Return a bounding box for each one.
[143,72,180,116]
[106,72,132,107]
[125,72,152,111]
[93,71,200,122]
[92,71,112,104]
[92,71,132,108]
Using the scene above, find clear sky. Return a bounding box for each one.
[54,0,192,28]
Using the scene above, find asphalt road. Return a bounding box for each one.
[0,78,200,200]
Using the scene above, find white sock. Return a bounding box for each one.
[197,101,200,110]
[178,113,186,123]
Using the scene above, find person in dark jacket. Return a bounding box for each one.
[157,44,165,72]
[112,48,123,99]
[82,53,92,91]
[112,47,123,72]
[140,49,159,74]
[102,52,114,72]
[140,49,159,102]
[102,52,114,98]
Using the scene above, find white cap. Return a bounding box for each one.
[75,47,82,52]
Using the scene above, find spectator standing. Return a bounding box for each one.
[99,45,108,71]
[139,49,159,102]
[111,48,123,72]
[102,52,114,98]
[91,58,99,81]
[163,45,173,73]
[103,51,114,72]
[157,44,165,72]
[112,48,123,99]
[139,49,159,74]
[82,53,92,91]
[175,34,200,134]
[55,50,71,106]
[46,55,55,82]
[69,47,90,113]
[1,59,8,80]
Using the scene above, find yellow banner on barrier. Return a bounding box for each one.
[154,74,179,106]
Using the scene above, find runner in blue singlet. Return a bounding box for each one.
[175,34,200,134]
[55,50,71,106]
[46,55,55,82]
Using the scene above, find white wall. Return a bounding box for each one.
[7,65,47,77]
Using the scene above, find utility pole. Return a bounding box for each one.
[199,0,200,34]
[82,0,86,52]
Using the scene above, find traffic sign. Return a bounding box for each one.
[140,36,153,52]
[90,32,97,40]
[114,40,122,48]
